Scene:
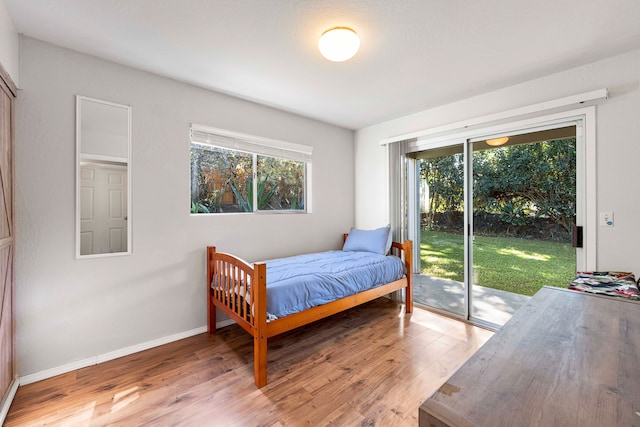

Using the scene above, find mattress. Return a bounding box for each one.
[261,250,405,319]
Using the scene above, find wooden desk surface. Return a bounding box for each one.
[419,286,640,427]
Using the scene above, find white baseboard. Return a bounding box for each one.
[215,318,236,329]
[20,324,217,386]
[94,325,208,364]
[20,356,97,386]
[0,377,19,425]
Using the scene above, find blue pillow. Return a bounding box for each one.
[343,225,392,255]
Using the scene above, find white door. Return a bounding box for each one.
[80,162,128,255]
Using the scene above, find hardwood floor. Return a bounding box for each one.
[5,299,493,426]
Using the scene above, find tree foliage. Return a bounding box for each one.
[257,156,305,210]
[190,144,251,213]
[420,153,464,227]
[421,138,576,234]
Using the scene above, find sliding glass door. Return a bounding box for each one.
[415,147,466,317]
[407,118,586,327]
[469,128,578,325]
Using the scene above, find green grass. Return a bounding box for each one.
[420,230,576,296]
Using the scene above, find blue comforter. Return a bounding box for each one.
[262,250,405,319]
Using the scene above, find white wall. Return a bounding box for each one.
[15,37,354,377]
[355,49,640,274]
[0,0,18,86]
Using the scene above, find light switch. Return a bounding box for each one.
[600,211,614,227]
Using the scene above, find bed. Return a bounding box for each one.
[206,229,413,387]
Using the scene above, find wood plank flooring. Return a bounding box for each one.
[5,299,493,426]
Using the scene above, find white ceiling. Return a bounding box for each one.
[5,0,640,130]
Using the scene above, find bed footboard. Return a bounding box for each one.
[207,246,268,386]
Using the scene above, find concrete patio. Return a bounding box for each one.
[413,274,531,325]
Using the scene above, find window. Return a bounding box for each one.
[190,125,312,214]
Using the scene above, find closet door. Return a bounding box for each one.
[0,64,16,415]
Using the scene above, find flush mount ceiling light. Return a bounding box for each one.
[486,137,509,146]
[318,27,360,62]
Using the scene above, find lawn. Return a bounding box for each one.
[420,230,576,296]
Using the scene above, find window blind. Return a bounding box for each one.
[191,124,313,162]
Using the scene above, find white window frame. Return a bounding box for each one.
[190,124,313,214]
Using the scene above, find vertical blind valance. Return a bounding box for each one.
[190,124,313,162]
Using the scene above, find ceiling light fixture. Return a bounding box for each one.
[486,137,509,146]
[318,27,360,62]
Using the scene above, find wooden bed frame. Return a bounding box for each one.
[206,237,413,387]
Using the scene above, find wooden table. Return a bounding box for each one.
[419,286,640,427]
